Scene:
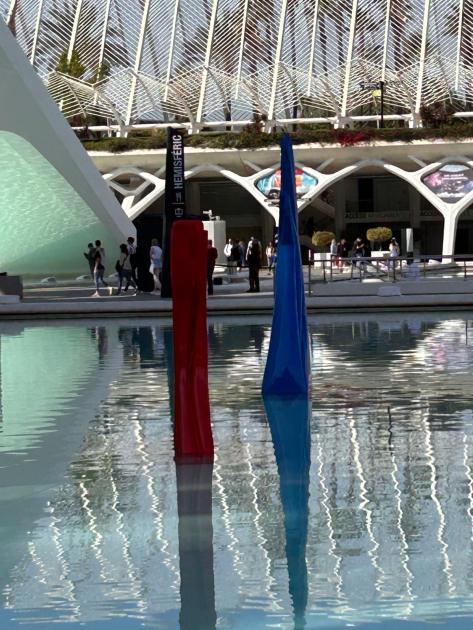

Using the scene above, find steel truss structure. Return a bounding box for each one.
[4,0,473,132]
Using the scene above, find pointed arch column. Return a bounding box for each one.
[384,158,473,259]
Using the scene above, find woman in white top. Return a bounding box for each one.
[389,238,400,257]
[330,238,338,268]
[266,241,274,274]
[388,238,400,271]
[150,238,163,293]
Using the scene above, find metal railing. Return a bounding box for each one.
[307,254,473,291]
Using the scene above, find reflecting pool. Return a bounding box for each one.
[2,313,473,629]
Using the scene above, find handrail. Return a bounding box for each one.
[308,253,473,289]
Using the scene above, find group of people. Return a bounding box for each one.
[328,236,401,269]
[84,237,163,297]
[223,239,277,275]
[84,234,278,298]
[207,236,276,295]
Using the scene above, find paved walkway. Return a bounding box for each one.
[2,268,473,319]
[23,269,276,303]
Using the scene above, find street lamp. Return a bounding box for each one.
[359,80,386,128]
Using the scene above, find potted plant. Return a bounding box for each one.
[366,227,392,251]
[312,231,336,251]
[311,231,336,269]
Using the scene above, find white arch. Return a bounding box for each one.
[384,156,473,257]
[103,157,473,258]
[103,167,165,220]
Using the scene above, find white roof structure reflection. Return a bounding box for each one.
[3,0,473,131]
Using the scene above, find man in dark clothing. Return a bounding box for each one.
[231,241,241,274]
[246,236,262,292]
[207,239,218,295]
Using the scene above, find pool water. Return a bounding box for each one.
[2,314,473,629]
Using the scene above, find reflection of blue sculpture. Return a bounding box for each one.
[262,134,310,395]
[264,396,311,629]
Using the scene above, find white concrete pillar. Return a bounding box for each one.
[441,209,460,259]
[261,207,276,246]
[409,187,421,228]
[187,181,200,214]
[203,220,226,265]
[334,180,346,236]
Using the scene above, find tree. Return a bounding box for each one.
[56,50,86,78]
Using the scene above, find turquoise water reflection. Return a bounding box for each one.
[2,315,473,628]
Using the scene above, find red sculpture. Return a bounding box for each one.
[171,220,214,462]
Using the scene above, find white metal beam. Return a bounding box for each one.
[306,0,320,95]
[6,0,17,26]
[92,0,112,108]
[455,0,464,91]
[164,0,180,102]
[125,0,152,127]
[381,0,392,82]
[341,0,359,119]
[67,0,84,62]
[415,0,431,116]
[235,0,250,98]
[97,0,112,72]
[268,0,288,124]
[30,0,44,66]
[196,0,220,124]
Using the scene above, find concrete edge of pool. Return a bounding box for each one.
[1,291,473,319]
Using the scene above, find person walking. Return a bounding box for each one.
[149,239,163,294]
[330,238,338,270]
[237,240,246,271]
[83,242,95,277]
[266,241,275,274]
[246,236,262,292]
[389,237,400,257]
[92,240,108,297]
[116,243,137,294]
[388,237,400,271]
[224,238,235,275]
[207,239,218,295]
[337,238,349,270]
[231,240,241,275]
[127,236,138,284]
[352,237,366,269]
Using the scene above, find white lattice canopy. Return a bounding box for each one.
[3,0,473,130]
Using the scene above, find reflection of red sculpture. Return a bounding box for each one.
[172,220,214,462]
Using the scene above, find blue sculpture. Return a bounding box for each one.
[264,395,311,629]
[262,134,310,395]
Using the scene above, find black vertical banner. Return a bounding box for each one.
[161,127,186,297]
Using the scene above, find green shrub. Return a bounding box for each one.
[80,123,473,153]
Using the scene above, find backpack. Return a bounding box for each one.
[115,259,122,273]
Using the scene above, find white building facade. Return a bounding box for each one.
[92,139,473,257]
[4,0,473,259]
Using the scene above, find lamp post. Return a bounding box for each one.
[360,80,386,128]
